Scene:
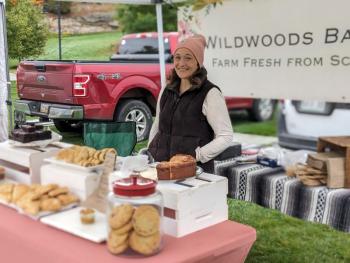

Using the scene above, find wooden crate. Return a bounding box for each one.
[317,136,350,188]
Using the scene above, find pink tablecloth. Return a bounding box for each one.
[0,206,256,263]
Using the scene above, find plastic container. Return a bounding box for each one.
[107,174,163,256]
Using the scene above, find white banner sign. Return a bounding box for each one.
[178,0,350,102]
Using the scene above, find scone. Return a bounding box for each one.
[12,184,30,203]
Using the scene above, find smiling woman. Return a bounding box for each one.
[148,34,234,173]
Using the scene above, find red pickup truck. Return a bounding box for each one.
[14,32,275,141]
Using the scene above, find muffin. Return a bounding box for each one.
[80,208,95,224]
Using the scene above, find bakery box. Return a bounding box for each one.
[109,171,228,237]
[40,164,100,201]
[0,141,61,184]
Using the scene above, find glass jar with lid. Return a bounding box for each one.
[107,174,163,256]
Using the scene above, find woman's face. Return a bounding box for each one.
[174,48,199,80]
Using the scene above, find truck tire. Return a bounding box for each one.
[53,120,82,133]
[248,99,276,122]
[114,100,153,142]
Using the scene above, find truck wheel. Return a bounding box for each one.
[248,99,276,122]
[53,120,82,133]
[114,100,153,142]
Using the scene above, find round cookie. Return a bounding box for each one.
[132,205,160,237]
[107,231,129,255]
[114,221,133,235]
[109,204,134,229]
[108,231,129,247]
[129,230,161,255]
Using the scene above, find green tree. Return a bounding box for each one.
[45,0,72,15]
[6,0,49,60]
[116,4,178,33]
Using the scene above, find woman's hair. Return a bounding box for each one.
[166,67,208,90]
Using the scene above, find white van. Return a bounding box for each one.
[278,100,350,150]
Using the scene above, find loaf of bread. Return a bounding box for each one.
[156,154,196,180]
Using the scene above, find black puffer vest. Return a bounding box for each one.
[149,75,218,173]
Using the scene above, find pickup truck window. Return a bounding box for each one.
[119,38,171,55]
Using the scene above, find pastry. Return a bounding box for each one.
[109,204,134,229]
[0,192,12,203]
[32,184,58,200]
[40,198,62,212]
[0,183,14,202]
[23,200,40,215]
[56,146,108,167]
[0,183,14,194]
[17,192,37,209]
[80,208,95,224]
[57,193,79,206]
[132,205,160,237]
[12,184,30,203]
[129,230,161,256]
[48,187,69,197]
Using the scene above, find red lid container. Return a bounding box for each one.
[112,175,156,197]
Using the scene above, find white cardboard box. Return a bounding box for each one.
[41,164,100,201]
[110,171,228,237]
[0,141,61,184]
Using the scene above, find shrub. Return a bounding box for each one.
[116,4,178,33]
[6,0,49,60]
[44,0,72,15]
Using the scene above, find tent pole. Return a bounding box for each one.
[57,2,62,60]
[1,2,12,131]
[155,1,166,90]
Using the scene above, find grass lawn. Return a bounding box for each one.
[9,31,121,69]
[229,199,350,262]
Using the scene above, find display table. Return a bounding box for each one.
[218,163,350,232]
[0,205,256,263]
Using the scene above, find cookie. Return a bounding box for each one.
[107,231,129,254]
[114,221,133,235]
[98,151,106,162]
[129,230,161,255]
[132,205,160,237]
[109,204,134,229]
[105,148,117,156]
[107,239,129,255]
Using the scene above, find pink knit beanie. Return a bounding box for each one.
[175,34,206,67]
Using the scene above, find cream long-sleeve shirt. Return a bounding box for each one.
[148,88,234,163]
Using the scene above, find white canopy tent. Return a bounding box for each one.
[0,0,10,142]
